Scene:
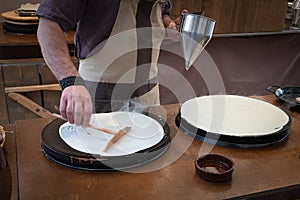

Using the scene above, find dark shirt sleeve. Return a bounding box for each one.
[161,0,171,16]
[36,0,87,32]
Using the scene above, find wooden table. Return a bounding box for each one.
[5,95,300,200]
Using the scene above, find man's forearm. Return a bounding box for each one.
[37,17,78,81]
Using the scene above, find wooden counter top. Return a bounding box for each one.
[4,95,300,199]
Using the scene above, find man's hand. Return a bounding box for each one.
[164,9,188,41]
[60,85,92,127]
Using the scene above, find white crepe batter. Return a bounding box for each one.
[59,112,164,156]
[180,95,289,137]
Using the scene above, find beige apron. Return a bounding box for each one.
[79,0,165,112]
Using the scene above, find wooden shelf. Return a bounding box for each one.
[0,23,74,59]
[0,23,74,46]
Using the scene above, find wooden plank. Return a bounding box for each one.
[0,58,45,65]
[0,66,9,124]
[2,63,42,123]
[8,93,53,118]
[39,64,61,114]
[170,0,287,33]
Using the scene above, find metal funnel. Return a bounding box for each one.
[179,13,216,70]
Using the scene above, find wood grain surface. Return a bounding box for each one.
[171,0,288,33]
[1,10,38,22]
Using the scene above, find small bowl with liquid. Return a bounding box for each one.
[195,154,234,182]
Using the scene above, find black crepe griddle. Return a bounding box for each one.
[175,95,291,149]
[3,22,38,34]
[41,113,171,171]
[175,112,290,149]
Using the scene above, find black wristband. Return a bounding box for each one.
[59,76,86,91]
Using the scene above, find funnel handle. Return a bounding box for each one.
[192,11,204,15]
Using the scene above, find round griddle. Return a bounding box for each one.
[41,113,170,171]
[176,95,291,149]
[2,22,38,34]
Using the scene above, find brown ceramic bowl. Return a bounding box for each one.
[195,154,234,182]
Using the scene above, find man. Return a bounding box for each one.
[37,0,184,127]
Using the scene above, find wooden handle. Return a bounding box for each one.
[52,113,117,135]
[87,124,117,135]
[5,84,61,93]
[8,93,53,118]
[103,127,131,152]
